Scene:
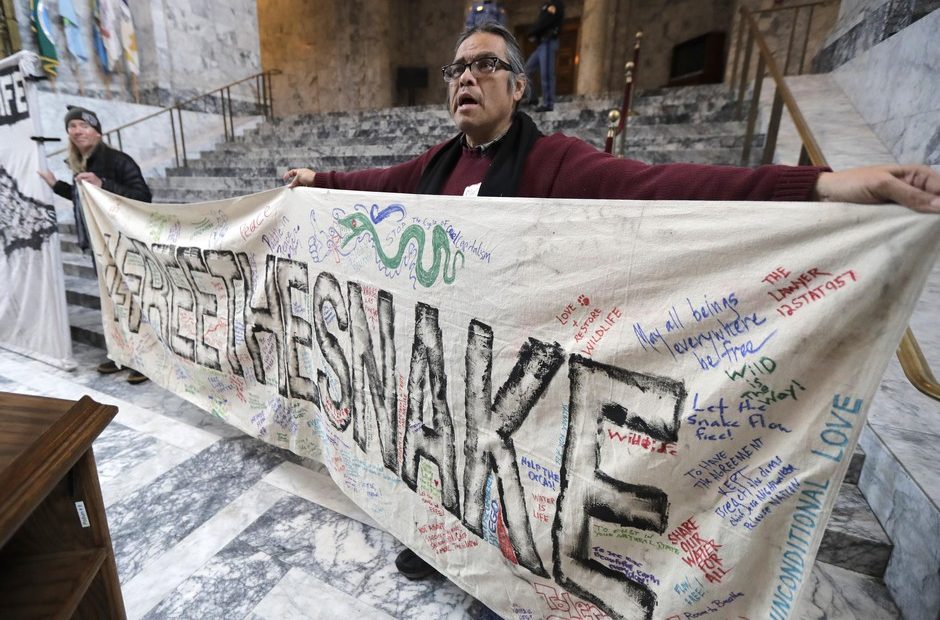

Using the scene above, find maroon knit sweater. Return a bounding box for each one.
[313,132,825,201]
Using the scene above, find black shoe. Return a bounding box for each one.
[96,360,123,374]
[534,105,554,112]
[395,548,437,580]
[127,370,150,385]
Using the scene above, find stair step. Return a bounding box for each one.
[262,95,736,131]
[62,251,96,279]
[845,445,865,485]
[621,147,748,166]
[195,143,445,160]
[618,101,740,124]
[181,141,759,176]
[816,483,892,578]
[198,125,756,161]
[149,176,280,191]
[634,83,733,101]
[796,561,900,619]
[244,125,593,144]
[166,156,415,177]
[68,305,106,349]
[153,188,272,203]
[64,274,101,310]
[194,160,409,175]
[59,232,83,255]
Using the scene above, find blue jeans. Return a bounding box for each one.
[526,37,559,108]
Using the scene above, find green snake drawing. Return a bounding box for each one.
[338,212,465,287]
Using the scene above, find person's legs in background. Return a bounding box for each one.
[524,43,543,107]
[527,39,556,112]
[539,37,559,111]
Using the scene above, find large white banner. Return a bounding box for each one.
[0,51,74,369]
[81,184,938,619]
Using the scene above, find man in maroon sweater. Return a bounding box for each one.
[286,24,939,212]
[285,23,939,581]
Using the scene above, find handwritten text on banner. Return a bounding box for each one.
[80,184,938,619]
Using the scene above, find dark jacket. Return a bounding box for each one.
[53,142,152,203]
[529,1,565,41]
[54,142,151,251]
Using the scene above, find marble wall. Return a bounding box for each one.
[138,0,262,105]
[831,8,940,166]
[814,0,940,72]
[12,0,262,106]
[859,425,940,619]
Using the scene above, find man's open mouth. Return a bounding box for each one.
[456,93,479,110]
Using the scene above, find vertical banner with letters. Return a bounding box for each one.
[0,51,74,369]
[81,183,938,619]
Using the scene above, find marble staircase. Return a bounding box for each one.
[56,83,903,616]
[144,83,758,203]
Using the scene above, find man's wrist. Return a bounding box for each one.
[814,172,833,201]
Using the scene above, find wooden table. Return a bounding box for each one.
[0,392,125,619]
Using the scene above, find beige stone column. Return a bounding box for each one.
[576,0,613,95]
[351,0,395,111]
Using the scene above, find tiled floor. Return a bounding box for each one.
[0,343,902,619]
[0,344,497,619]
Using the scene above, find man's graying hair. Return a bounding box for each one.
[455,22,531,100]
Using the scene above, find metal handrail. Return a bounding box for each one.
[732,6,939,401]
[49,69,281,168]
[730,0,823,88]
[605,30,642,156]
[898,328,940,400]
[752,0,825,15]
[735,7,824,166]
[604,109,620,154]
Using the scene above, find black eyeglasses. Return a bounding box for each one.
[441,56,512,82]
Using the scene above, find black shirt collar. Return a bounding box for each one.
[461,126,511,155]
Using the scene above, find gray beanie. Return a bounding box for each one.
[64,106,102,133]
